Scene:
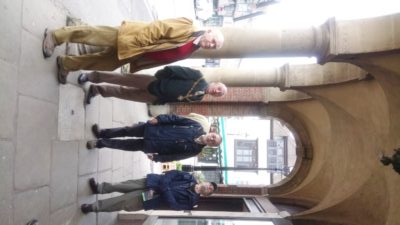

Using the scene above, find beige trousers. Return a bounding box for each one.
[88,71,158,103]
[53,26,130,71]
[94,179,148,212]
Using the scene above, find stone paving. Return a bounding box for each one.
[0,0,178,225]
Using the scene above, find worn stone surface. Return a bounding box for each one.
[110,168,123,184]
[22,0,66,38]
[50,203,78,225]
[15,96,57,191]
[112,99,148,124]
[14,187,50,225]
[99,98,113,129]
[98,148,113,172]
[98,211,118,225]
[58,85,85,140]
[0,0,22,64]
[0,60,18,139]
[56,0,153,25]
[51,141,79,212]
[0,141,13,201]
[79,141,98,176]
[18,30,60,103]
[0,198,13,225]
[112,151,124,171]
[0,141,13,225]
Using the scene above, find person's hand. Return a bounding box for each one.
[147,153,154,160]
[148,117,158,125]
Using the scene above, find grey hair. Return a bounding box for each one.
[210,82,228,95]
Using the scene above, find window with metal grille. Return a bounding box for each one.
[234,139,258,168]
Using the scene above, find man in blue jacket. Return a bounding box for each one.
[80,170,218,213]
[86,113,222,162]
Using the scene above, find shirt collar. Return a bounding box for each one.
[193,36,201,46]
[194,135,205,145]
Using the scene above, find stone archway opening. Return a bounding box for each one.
[188,116,299,187]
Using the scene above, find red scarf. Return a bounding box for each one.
[143,39,199,62]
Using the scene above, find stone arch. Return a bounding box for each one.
[261,104,313,197]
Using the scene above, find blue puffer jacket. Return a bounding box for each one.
[143,170,199,210]
[143,114,206,162]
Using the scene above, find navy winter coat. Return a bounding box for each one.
[143,170,199,210]
[143,114,206,162]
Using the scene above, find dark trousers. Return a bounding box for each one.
[96,123,147,152]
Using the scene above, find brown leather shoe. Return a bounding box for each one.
[42,28,55,58]
[56,56,69,84]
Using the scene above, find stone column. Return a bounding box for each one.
[325,13,400,62]
[199,67,283,87]
[192,24,330,61]
[199,63,367,89]
[192,13,400,63]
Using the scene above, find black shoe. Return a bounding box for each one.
[91,124,101,138]
[81,204,93,214]
[85,85,96,105]
[26,219,39,225]
[86,140,97,150]
[78,73,89,85]
[89,178,99,194]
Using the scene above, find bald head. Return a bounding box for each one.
[199,29,224,49]
[205,82,227,97]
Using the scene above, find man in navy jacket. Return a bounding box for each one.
[80,66,227,105]
[86,113,222,162]
[81,170,218,213]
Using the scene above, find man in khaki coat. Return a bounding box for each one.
[42,17,224,84]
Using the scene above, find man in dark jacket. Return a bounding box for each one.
[80,65,227,104]
[86,113,222,162]
[80,170,217,213]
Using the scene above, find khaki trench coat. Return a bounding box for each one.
[117,17,197,72]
